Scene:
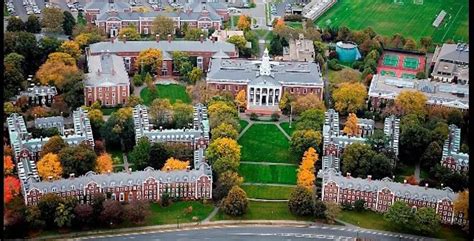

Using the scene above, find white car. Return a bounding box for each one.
[67,3,74,8]
[33,8,41,14]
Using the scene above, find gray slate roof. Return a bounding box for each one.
[18,85,57,98]
[89,40,236,55]
[207,58,323,86]
[322,169,458,202]
[86,53,129,87]
[34,116,64,129]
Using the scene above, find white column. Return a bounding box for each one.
[266,88,269,106]
[253,88,256,105]
[259,89,263,106]
[247,87,251,109]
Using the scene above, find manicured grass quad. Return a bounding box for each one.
[241,185,295,200]
[239,119,249,132]
[212,201,313,221]
[279,122,295,136]
[147,201,214,225]
[239,163,297,185]
[314,0,468,43]
[238,123,296,163]
[140,84,191,106]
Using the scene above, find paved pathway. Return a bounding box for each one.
[238,122,254,139]
[203,207,220,223]
[275,123,291,140]
[241,161,297,166]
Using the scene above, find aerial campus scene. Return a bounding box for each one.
[2,0,470,240]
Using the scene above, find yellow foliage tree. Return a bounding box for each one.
[35,52,79,89]
[343,113,359,137]
[237,15,251,31]
[235,90,246,111]
[37,153,63,180]
[95,153,113,174]
[394,90,428,117]
[162,157,190,171]
[136,48,163,73]
[453,189,469,219]
[332,82,367,114]
[297,147,318,189]
[46,52,77,66]
[59,40,81,59]
[118,27,141,41]
[4,155,14,175]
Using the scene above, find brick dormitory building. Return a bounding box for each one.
[321,169,467,226]
[8,104,213,205]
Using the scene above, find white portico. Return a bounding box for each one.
[247,48,282,112]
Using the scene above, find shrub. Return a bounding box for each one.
[328,59,342,71]
[161,192,171,207]
[354,199,366,212]
[249,112,259,121]
[271,112,280,121]
[284,15,303,22]
[133,73,143,86]
[416,71,426,79]
[222,186,248,216]
[313,199,327,219]
[288,186,314,216]
[341,201,353,210]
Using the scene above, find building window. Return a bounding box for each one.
[144,27,149,35]
[119,193,124,201]
[111,193,116,200]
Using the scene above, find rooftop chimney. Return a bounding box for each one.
[367,175,372,181]
[48,176,53,182]
[156,34,160,42]
[123,34,127,43]
[403,179,407,185]
[425,183,429,190]
[167,34,172,43]
[69,173,75,179]
[107,170,111,175]
[200,34,204,43]
[346,172,351,178]
[186,166,190,172]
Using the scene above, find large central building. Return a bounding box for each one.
[206,48,323,114]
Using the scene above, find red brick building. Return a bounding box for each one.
[321,169,466,225]
[85,52,130,107]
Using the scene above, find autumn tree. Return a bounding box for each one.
[403,38,417,51]
[35,52,80,90]
[88,108,105,139]
[4,155,15,175]
[343,113,359,137]
[297,147,318,189]
[95,153,113,174]
[394,90,427,117]
[149,99,173,128]
[187,67,203,84]
[124,200,151,224]
[73,204,94,227]
[454,189,469,219]
[152,16,175,39]
[172,101,193,128]
[279,92,295,115]
[235,89,247,112]
[184,28,205,41]
[59,144,97,177]
[42,7,65,33]
[136,48,163,74]
[213,171,244,200]
[37,153,63,180]
[290,130,322,157]
[118,27,141,41]
[211,123,239,140]
[99,200,124,226]
[222,186,248,216]
[40,135,67,157]
[332,82,367,114]
[206,137,241,168]
[288,186,314,216]
[59,41,81,59]
[293,94,326,115]
[162,157,189,171]
[237,15,251,31]
[125,95,144,107]
[4,176,21,204]
[341,143,393,179]
[227,35,248,55]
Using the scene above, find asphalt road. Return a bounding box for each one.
[82,225,435,241]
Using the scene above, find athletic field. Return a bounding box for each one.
[314,0,468,43]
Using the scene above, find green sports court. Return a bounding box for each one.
[382,54,399,67]
[403,57,420,70]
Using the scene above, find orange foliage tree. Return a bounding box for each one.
[343,113,359,137]
[297,147,318,189]
[4,155,14,175]
[95,153,114,174]
[162,157,190,171]
[4,176,21,204]
[237,15,251,31]
[37,153,63,180]
[405,175,418,185]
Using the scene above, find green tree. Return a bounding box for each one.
[227,35,247,56]
[213,171,243,200]
[118,27,141,41]
[37,193,62,228]
[420,141,442,170]
[129,137,151,170]
[222,186,248,216]
[125,95,144,107]
[100,108,135,152]
[133,73,143,86]
[149,143,169,170]
[4,53,27,99]
[213,156,240,174]
[4,31,39,74]
[54,202,75,228]
[384,201,414,230]
[172,101,193,128]
[6,17,24,32]
[152,16,175,38]
[324,201,341,224]
[313,199,327,219]
[187,67,203,84]
[25,15,42,33]
[62,11,76,35]
[342,143,374,176]
[416,71,426,79]
[59,143,97,177]
[40,135,67,157]
[269,35,283,55]
[184,28,204,40]
[211,123,239,140]
[172,51,190,72]
[413,207,440,235]
[295,109,325,131]
[290,130,322,157]
[400,124,432,165]
[288,186,314,216]
[42,7,65,33]
[149,98,173,128]
[87,109,104,139]
[179,62,194,82]
[366,129,390,152]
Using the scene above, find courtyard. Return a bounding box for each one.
[140,84,191,106]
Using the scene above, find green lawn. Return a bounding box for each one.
[253,29,274,42]
[314,0,468,43]
[279,122,295,136]
[239,119,249,132]
[212,201,313,221]
[101,107,119,116]
[239,124,296,163]
[242,185,295,199]
[239,163,297,184]
[140,84,191,106]
[287,21,303,30]
[340,210,468,241]
[147,201,214,225]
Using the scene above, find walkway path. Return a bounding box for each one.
[202,207,220,223]
[238,122,253,139]
[241,161,297,166]
[275,123,291,140]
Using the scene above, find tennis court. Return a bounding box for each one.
[401,73,416,79]
[381,70,396,77]
[403,57,420,70]
[382,54,399,67]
